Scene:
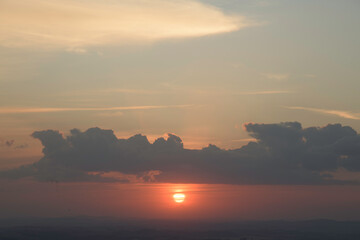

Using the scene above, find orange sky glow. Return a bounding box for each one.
[1,0,360,225]
[1,181,359,220]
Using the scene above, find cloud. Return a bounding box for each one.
[0,104,194,114]
[1,122,360,185]
[285,106,360,120]
[234,90,291,95]
[304,74,316,78]
[0,0,251,50]
[15,144,29,149]
[67,88,291,97]
[0,140,15,147]
[262,73,289,81]
[101,89,162,95]
[5,140,15,147]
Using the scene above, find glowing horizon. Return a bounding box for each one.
[0,0,359,222]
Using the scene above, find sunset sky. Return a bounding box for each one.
[0,0,360,221]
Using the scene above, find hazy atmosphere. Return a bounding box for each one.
[1,2,360,238]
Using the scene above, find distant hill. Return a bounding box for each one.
[0,217,359,240]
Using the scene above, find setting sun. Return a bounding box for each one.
[173,193,186,203]
[1,1,360,239]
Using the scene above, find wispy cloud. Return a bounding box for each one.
[285,106,360,120]
[262,73,289,81]
[106,88,291,96]
[0,105,194,114]
[0,0,253,50]
[304,74,316,78]
[0,140,15,147]
[63,88,292,97]
[234,90,291,95]
[101,89,163,95]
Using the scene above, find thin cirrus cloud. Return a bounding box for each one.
[0,104,194,114]
[90,88,291,96]
[58,88,292,100]
[262,73,289,81]
[185,89,291,96]
[286,106,360,120]
[0,0,252,50]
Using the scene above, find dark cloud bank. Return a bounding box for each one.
[1,122,360,184]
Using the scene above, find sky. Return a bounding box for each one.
[0,0,360,220]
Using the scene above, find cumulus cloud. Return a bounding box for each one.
[0,0,250,50]
[1,122,360,184]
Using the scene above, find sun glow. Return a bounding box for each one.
[173,193,186,203]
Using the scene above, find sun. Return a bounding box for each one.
[173,193,186,203]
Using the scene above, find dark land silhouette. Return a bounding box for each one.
[1,217,359,240]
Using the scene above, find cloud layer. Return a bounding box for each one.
[2,122,360,184]
[0,104,193,114]
[0,0,248,50]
